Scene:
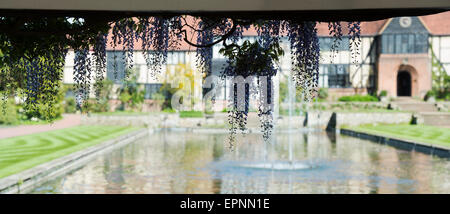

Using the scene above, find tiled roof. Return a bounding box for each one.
[316,20,387,36]
[105,11,450,50]
[106,17,197,51]
[420,11,450,35]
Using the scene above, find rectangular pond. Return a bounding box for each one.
[31,131,450,194]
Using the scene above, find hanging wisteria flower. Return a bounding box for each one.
[73,49,92,109]
[348,21,361,66]
[288,21,320,101]
[148,17,170,76]
[111,18,136,79]
[255,20,283,141]
[196,20,214,76]
[328,21,343,64]
[93,33,107,100]
[220,38,283,145]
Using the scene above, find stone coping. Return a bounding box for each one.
[0,128,149,194]
[339,128,450,158]
[153,127,322,134]
[420,112,450,115]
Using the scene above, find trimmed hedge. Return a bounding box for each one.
[338,95,379,102]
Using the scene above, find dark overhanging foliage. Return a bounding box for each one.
[0,14,365,144]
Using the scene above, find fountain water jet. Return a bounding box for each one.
[237,64,317,171]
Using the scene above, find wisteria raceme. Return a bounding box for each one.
[328,21,343,64]
[139,17,152,72]
[20,46,67,119]
[222,20,252,143]
[199,18,238,104]
[111,21,123,79]
[227,82,250,149]
[25,60,40,107]
[220,19,285,144]
[113,18,136,78]
[40,48,67,120]
[74,49,92,108]
[139,16,182,78]
[255,21,282,141]
[257,76,274,141]
[348,21,361,66]
[196,20,214,76]
[93,33,107,100]
[148,17,170,76]
[168,16,183,50]
[221,24,243,79]
[257,20,282,50]
[288,21,320,101]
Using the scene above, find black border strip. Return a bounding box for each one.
[0,8,449,22]
[340,128,450,158]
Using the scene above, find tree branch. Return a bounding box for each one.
[180,20,237,48]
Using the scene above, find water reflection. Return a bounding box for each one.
[31,131,450,194]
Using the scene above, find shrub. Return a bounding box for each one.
[23,101,63,121]
[424,90,436,101]
[151,92,165,102]
[179,110,203,118]
[338,95,379,102]
[204,110,214,115]
[0,99,18,125]
[64,97,77,113]
[85,99,110,113]
[318,88,328,100]
[117,69,145,111]
[378,90,387,97]
[162,108,176,113]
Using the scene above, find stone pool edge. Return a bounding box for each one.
[339,128,450,158]
[0,128,149,194]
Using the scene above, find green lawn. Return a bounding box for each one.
[348,124,450,148]
[179,110,204,118]
[0,125,140,178]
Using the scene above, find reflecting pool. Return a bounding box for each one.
[31,131,450,193]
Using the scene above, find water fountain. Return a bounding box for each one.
[237,61,313,171]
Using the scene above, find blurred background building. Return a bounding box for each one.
[61,12,450,105]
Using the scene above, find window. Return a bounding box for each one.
[381,33,428,54]
[106,51,127,83]
[395,34,402,53]
[319,37,350,51]
[382,34,394,53]
[415,33,428,53]
[144,83,163,99]
[166,51,186,65]
[319,64,350,88]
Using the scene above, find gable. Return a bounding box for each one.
[381,17,429,34]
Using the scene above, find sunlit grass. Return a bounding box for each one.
[179,111,204,118]
[349,124,450,148]
[0,125,139,178]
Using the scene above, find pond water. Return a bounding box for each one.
[31,131,450,194]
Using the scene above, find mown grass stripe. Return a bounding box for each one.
[350,124,450,148]
[0,125,140,178]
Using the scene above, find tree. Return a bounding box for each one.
[431,47,450,100]
[0,15,361,142]
[116,69,145,111]
[159,63,203,111]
